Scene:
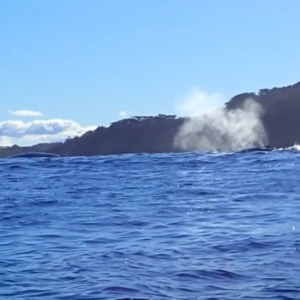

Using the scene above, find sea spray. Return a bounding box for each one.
[174,99,268,152]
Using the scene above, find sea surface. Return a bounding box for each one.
[1,149,300,299]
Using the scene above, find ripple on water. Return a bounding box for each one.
[0,150,300,299]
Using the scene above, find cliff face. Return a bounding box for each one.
[226,82,300,147]
[49,114,185,156]
[0,115,185,158]
[2,82,300,157]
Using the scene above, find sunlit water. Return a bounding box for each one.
[1,149,300,299]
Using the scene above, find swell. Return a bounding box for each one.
[0,151,300,299]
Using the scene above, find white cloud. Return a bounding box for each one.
[0,119,97,146]
[0,136,13,147]
[118,111,128,117]
[175,88,226,117]
[9,110,44,117]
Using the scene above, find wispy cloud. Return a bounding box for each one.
[0,119,97,146]
[175,88,225,117]
[9,110,44,117]
[118,111,128,117]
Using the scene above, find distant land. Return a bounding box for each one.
[2,81,300,158]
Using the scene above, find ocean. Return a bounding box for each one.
[1,149,300,299]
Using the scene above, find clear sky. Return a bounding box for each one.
[1,0,300,146]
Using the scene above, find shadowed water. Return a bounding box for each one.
[1,149,300,299]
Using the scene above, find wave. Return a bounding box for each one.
[234,144,300,154]
[235,145,274,153]
[278,144,300,151]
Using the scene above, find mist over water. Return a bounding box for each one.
[174,98,268,152]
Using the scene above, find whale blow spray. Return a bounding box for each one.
[174,90,268,152]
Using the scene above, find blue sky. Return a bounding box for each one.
[1,0,300,146]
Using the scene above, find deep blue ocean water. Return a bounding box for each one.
[1,149,300,299]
